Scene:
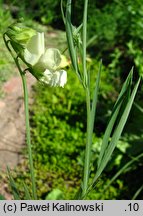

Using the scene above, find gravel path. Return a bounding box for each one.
[0,72,36,199]
[0,73,36,170]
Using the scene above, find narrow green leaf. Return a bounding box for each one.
[74,23,83,34]
[61,0,66,25]
[134,102,143,113]
[87,35,97,47]
[65,0,78,72]
[97,69,133,167]
[90,60,102,134]
[74,187,82,200]
[132,184,143,200]
[82,0,88,86]
[23,183,32,200]
[113,68,133,108]
[7,167,20,200]
[97,100,123,168]
[103,153,143,193]
[94,77,140,183]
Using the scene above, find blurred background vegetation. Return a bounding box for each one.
[0,0,143,199]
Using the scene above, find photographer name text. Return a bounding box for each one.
[21,202,103,212]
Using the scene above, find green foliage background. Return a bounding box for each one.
[12,62,143,200]
[5,0,143,77]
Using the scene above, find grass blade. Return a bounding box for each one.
[93,77,140,183]
[103,153,143,193]
[132,184,143,200]
[97,69,133,168]
[65,0,78,74]
[7,167,20,200]
[23,182,32,200]
[87,35,97,47]
[61,0,66,25]
[82,0,88,85]
[134,102,143,113]
[90,60,102,135]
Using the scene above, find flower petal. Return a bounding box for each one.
[39,69,67,87]
[59,55,69,68]
[24,32,45,66]
[39,69,53,85]
[53,70,67,87]
[34,48,61,71]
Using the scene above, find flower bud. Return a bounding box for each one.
[6,22,36,46]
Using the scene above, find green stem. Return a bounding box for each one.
[82,0,88,86]
[82,87,92,198]
[15,59,37,200]
[21,73,37,200]
[62,46,68,54]
[81,0,91,199]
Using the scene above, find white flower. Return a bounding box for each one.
[23,32,67,87]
